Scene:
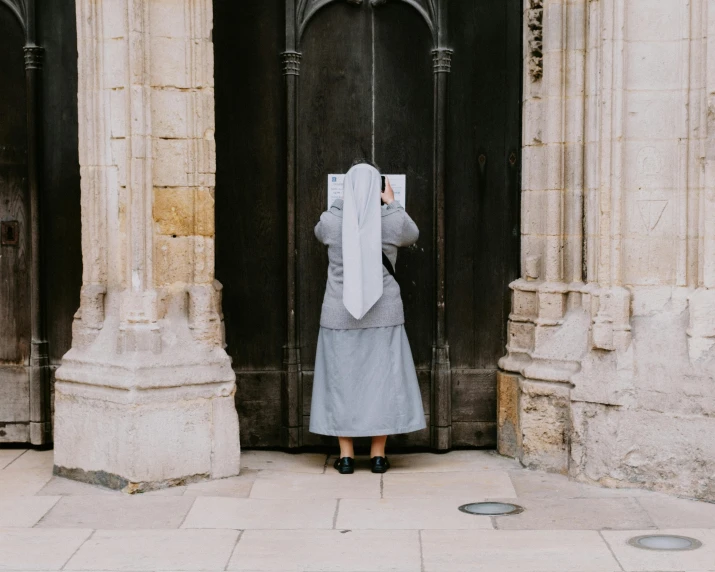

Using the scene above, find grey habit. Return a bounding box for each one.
[309,198,427,437]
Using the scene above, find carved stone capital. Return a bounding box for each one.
[281,51,302,76]
[431,48,453,74]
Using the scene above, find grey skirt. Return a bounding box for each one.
[309,325,427,437]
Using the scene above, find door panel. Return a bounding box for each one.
[0,9,31,441]
[214,0,521,449]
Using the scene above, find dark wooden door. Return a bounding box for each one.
[0,7,31,442]
[0,0,81,444]
[214,0,521,449]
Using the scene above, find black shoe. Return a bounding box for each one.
[333,457,355,474]
[370,456,390,473]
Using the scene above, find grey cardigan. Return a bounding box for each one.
[315,198,419,329]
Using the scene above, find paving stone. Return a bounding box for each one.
[0,449,26,469]
[493,496,657,530]
[601,528,715,572]
[36,476,121,496]
[378,450,523,473]
[2,450,54,471]
[182,497,336,529]
[65,529,240,571]
[0,496,60,527]
[421,529,620,571]
[35,495,195,529]
[184,470,258,497]
[337,498,494,530]
[383,470,516,500]
[227,529,420,571]
[249,470,381,499]
[508,470,659,499]
[635,494,715,528]
[0,527,92,570]
[240,451,327,473]
[0,467,54,496]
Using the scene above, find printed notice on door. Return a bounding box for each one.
[327,174,406,209]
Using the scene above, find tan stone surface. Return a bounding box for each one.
[240,451,327,473]
[335,450,521,474]
[0,527,92,570]
[421,529,620,572]
[635,494,715,528]
[0,449,26,469]
[0,466,54,496]
[337,498,493,530]
[228,529,420,571]
[602,529,715,572]
[0,496,60,527]
[35,496,195,529]
[65,529,239,571]
[184,471,258,498]
[36,476,121,496]
[249,470,381,500]
[493,497,656,530]
[382,470,517,500]
[153,187,215,237]
[182,497,336,529]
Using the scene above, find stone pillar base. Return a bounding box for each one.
[54,320,240,494]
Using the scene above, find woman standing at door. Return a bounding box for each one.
[309,160,426,474]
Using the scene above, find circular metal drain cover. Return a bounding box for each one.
[627,534,702,551]
[458,502,524,516]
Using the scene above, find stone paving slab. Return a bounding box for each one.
[227,529,421,571]
[493,496,657,530]
[0,449,26,470]
[0,527,92,570]
[328,450,522,473]
[0,496,60,527]
[635,494,715,528]
[601,528,715,572]
[2,451,53,471]
[35,496,196,529]
[507,470,661,499]
[0,467,54,497]
[240,451,327,474]
[421,529,621,571]
[64,529,240,571]
[336,498,493,529]
[382,470,516,500]
[249,471,381,499]
[183,471,259,498]
[36,477,120,496]
[182,497,336,530]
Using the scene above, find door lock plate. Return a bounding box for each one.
[1,221,19,246]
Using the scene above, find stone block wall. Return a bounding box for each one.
[500,0,715,502]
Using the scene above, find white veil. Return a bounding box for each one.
[341,163,383,319]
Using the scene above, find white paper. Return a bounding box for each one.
[327,174,407,209]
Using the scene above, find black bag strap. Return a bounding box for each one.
[382,251,396,278]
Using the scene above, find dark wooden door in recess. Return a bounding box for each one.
[214,0,521,449]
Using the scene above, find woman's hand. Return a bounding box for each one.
[381,176,395,205]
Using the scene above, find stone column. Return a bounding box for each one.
[498,0,589,472]
[53,0,240,493]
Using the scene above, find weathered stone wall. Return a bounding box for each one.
[500,0,715,501]
[53,0,239,493]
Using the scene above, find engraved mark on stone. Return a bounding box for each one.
[637,199,668,233]
[637,146,662,177]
